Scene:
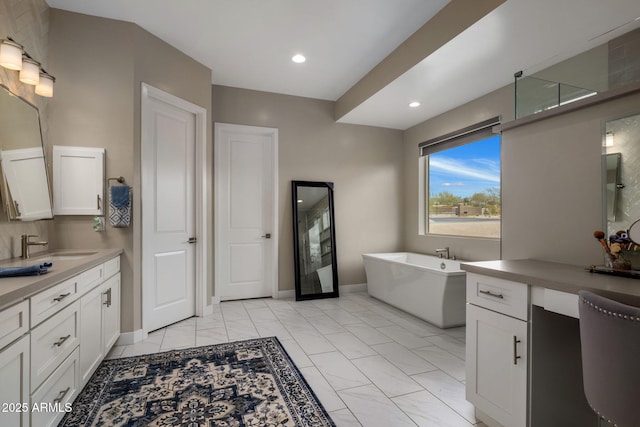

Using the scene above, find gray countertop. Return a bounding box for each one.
[0,248,122,311]
[461,259,640,307]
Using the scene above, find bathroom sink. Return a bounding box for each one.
[37,251,98,261]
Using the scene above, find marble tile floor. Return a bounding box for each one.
[107,291,487,427]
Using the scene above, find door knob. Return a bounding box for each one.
[261,233,271,239]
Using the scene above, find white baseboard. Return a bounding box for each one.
[340,283,367,293]
[116,329,148,345]
[277,289,295,299]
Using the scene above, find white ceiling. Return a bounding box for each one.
[47,0,640,130]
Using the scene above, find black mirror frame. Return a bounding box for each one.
[292,180,339,301]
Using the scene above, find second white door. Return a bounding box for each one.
[215,123,278,301]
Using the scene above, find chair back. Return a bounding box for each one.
[578,290,640,427]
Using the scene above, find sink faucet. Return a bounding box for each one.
[435,247,450,259]
[21,234,48,259]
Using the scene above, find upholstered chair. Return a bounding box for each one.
[578,290,640,427]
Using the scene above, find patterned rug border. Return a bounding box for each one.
[62,336,335,426]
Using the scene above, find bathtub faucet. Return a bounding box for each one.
[435,247,450,259]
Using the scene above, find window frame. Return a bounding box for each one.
[418,117,502,239]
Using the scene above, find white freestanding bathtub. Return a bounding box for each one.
[362,252,466,328]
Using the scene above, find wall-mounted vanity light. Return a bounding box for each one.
[0,37,55,97]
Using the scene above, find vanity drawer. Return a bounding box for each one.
[31,277,78,327]
[31,301,79,390]
[467,273,529,321]
[0,300,29,351]
[30,347,79,427]
[103,256,120,280]
[78,263,104,294]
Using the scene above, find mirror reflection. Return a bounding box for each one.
[292,181,338,301]
[604,112,640,237]
[0,85,53,220]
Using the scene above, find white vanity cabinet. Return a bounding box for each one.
[79,266,120,383]
[52,146,105,215]
[466,273,529,427]
[0,334,30,426]
[0,252,121,427]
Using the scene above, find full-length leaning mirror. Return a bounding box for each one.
[292,181,339,301]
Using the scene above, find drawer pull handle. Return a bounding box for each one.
[479,289,504,299]
[53,387,70,404]
[52,292,71,302]
[513,336,522,365]
[53,334,71,347]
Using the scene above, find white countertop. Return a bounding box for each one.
[461,259,640,307]
[0,248,122,310]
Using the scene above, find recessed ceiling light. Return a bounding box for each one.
[409,101,421,108]
[292,54,306,64]
[297,199,304,203]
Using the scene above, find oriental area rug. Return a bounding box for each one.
[60,337,335,426]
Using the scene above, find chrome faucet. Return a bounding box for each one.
[435,247,450,259]
[21,234,48,259]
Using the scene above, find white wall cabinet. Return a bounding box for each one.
[0,147,53,220]
[52,146,105,215]
[466,273,529,427]
[0,253,120,427]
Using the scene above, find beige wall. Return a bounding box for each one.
[501,91,640,265]
[402,85,512,261]
[0,0,50,260]
[213,85,404,289]
[403,74,640,267]
[48,9,212,333]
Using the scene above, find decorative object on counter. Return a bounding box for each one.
[108,177,131,228]
[0,261,52,277]
[92,216,105,232]
[594,230,633,270]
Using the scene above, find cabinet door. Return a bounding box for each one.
[79,285,104,385]
[52,146,105,215]
[466,304,528,427]
[0,147,53,220]
[102,274,121,352]
[0,335,30,427]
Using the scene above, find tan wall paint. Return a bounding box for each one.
[502,91,640,265]
[48,9,212,333]
[0,0,50,260]
[402,85,512,261]
[404,75,640,266]
[213,85,403,289]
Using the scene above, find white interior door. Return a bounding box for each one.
[142,86,198,332]
[215,123,278,301]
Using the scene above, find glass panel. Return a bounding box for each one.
[515,75,597,119]
[427,134,501,238]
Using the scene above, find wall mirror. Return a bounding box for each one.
[603,112,640,237]
[0,84,53,220]
[292,181,338,301]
